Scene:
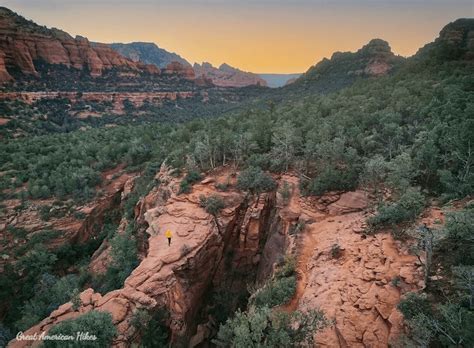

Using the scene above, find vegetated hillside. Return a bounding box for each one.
[109,42,191,68]
[0,18,473,348]
[286,38,405,94]
[0,85,264,139]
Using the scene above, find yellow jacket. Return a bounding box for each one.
[165,230,172,238]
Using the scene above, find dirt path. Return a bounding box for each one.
[284,225,318,311]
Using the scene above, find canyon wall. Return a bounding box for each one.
[0,91,196,114]
[0,8,160,83]
[0,169,136,271]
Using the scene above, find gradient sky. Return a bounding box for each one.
[2,1,473,73]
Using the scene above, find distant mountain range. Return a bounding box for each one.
[109,42,191,68]
[193,62,267,87]
[258,74,302,88]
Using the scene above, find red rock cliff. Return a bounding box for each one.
[193,62,267,87]
[0,7,159,83]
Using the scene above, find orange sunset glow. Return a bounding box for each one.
[2,1,473,73]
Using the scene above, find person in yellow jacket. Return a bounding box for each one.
[165,229,172,246]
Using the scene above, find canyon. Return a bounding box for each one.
[7,166,426,347]
[0,9,472,348]
[0,166,137,271]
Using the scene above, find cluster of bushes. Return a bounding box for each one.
[250,257,297,308]
[178,170,202,194]
[368,187,426,229]
[92,224,139,294]
[214,256,329,347]
[236,167,276,195]
[396,206,474,347]
[44,311,117,348]
[214,306,329,347]
[0,217,119,336]
[130,309,169,347]
[199,194,225,216]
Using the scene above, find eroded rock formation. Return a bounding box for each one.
[8,166,281,347]
[8,170,425,348]
[193,62,267,87]
[163,62,195,80]
[0,7,159,83]
[278,174,423,348]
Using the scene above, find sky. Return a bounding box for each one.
[2,1,473,73]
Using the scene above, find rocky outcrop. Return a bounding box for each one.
[163,61,195,80]
[289,38,405,94]
[0,91,196,114]
[417,18,474,60]
[279,174,423,348]
[193,62,267,87]
[0,7,160,83]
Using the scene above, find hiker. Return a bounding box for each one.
[165,229,172,246]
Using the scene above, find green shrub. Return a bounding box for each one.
[44,311,117,348]
[178,170,202,194]
[251,256,297,308]
[184,170,202,184]
[330,243,342,259]
[305,166,359,196]
[96,227,138,293]
[199,194,225,216]
[216,182,229,192]
[214,307,329,347]
[251,276,296,308]
[178,180,191,194]
[130,309,169,347]
[15,273,80,331]
[275,256,296,279]
[398,292,432,320]
[237,166,276,194]
[369,187,425,229]
[6,226,28,239]
[441,207,474,265]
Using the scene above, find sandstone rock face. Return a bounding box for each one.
[359,39,398,76]
[279,174,423,348]
[164,61,195,80]
[0,7,159,83]
[193,62,267,87]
